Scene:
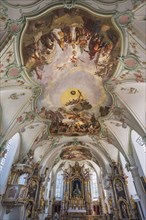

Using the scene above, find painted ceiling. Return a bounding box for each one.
[0,0,145,173]
[60,146,92,161]
[21,8,121,136]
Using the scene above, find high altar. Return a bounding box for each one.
[61,162,96,218]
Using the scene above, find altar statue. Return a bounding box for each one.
[73,183,81,197]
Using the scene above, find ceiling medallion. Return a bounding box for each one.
[20,7,122,136]
[118,14,131,26]
[115,11,133,27]
[123,55,139,70]
[6,66,20,78]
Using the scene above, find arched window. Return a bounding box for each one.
[91,170,98,200]
[0,133,20,194]
[0,143,11,172]
[55,171,63,200]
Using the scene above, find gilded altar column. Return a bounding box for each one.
[61,178,66,214]
[66,179,69,193]
[84,180,91,214]
[84,181,88,199]
[87,178,93,214]
[64,179,69,211]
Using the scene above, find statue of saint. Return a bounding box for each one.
[73,183,81,197]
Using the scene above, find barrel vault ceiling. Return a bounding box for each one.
[0,0,145,174]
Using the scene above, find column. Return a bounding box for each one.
[130,166,146,220]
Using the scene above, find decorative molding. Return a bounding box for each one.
[63,0,76,9]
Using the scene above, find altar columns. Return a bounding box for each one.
[84,180,92,214]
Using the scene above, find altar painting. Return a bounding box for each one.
[72,179,82,198]
[114,179,126,200]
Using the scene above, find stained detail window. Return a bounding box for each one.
[55,171,63,199]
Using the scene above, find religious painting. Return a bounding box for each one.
[60,146,92,161]
[5,185,19,200]
[4,185,27,201]
[114,179,126,200]
[21,8,121,136]
[72,179,82,198]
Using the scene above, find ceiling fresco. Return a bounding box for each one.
[60,146,92,161]
[21,8,121,136]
